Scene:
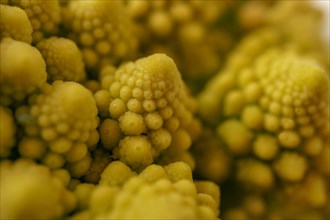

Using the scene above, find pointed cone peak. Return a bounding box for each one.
[136,53,182,84]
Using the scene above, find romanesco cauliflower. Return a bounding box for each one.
[0,159,76,219]
[0,37,47,106]
[15,81,99,177]
[36,37,86,82]
[4,0,61,43]
[97,53,201,170]
[125,0,231,88]
[198,47,329,219]
[0,5,33,43]
[62,0,138,74]
[0,0,328,219]
[70,161,220,220]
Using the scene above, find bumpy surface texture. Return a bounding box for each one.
[0,37,47,106]
[0,0,328,219]
[5,0,61,43]
[198,47,329,219]
[0,5,33,43]
[16,81,99,177]
[36,37,86,82]
[0,159,76,219]
[63,0,138,73]
[70,161,220,220]
[98,53,201,170]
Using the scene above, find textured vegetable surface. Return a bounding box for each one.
[36,37,86,82]
[197,46,329,220]
[70,161,220,220]
[62,0,138,74]
[0,4,33,43]
[97,53,201,170]
[0,0,328,219]
[0,37,47,106]
[3,0,61,43]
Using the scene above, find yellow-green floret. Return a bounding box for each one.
[16,81,99,177]
[70,161,220,219]
[124,0,285,92]
[5,0,61,43]
[266,1,325,55]
[0,159,76,219]
[0,5,33,44]
[125,0,230,82]
[0,37,47,106]
[198,48,329,218]
[36,37,86,82]
[201,48,328,179]
[62,0,138,74]
[97,53,201,170]
[0,0,328,219]
[0,106,16,157]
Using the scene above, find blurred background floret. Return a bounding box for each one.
[196,46,329,219]
[125,0,278,93]
[62,0,138,76]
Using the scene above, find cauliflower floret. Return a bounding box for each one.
[0,106,16,157]
[126,0,231,88]
[0,159,76,219]
[0,5,33,43]
[15,81,99,177]
[70,161,220,220]
[201,48,329,180]
[4,0,61,43]
[36,37,86,82]
[164,161,193,182]
[273,152,307,182]
[267,1,325,55]
[115,135,154,169]
[0,1,328,219]
[0,37,47,106]
[238,1,328,66]
[62,0,138,74]
[138,163,168,183]
[236,159,274,190]
[97,53,201,170]
[99,160,137,186]
[104,178,217,220]
[100,161,193,187]
[198,28,282,124]
[198,47,329,218]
